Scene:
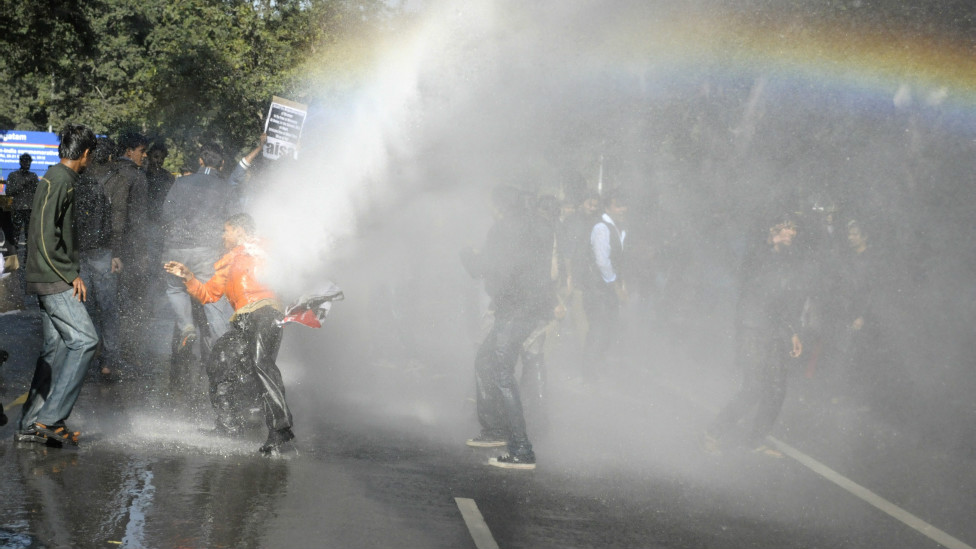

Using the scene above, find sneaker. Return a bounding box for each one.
[466,434,507,448]
[32,422,80,446]
[259,427,295,454]
[488,453,536,470]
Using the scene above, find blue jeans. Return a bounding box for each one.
[80,249,120,368]
[19,288,99,429]
[164,246,233,353]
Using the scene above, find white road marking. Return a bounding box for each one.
[769,436,974,549]
[455,497,500,549]
[654,377,974,549]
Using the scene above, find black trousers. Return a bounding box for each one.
[474,312,537,457]
[708,326,790,446]
[581,284,619,380]
[208,306,293,432]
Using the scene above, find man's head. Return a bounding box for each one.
[92,137,115,165]
[148,142,168,169]
[199,143,224,170]
[767,214,798,249]
[580,190,601,217]
[602,188,628,221]
[118,132,148,167]
[19,153,32,170]
[58,124,97,173]
[223,213,256,250]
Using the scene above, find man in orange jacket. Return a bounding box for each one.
[164,213,294,453]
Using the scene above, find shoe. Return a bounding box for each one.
[178,327,197,351]
[14,426,57,446]
[466,434,507,448]
[0,408,6,427]
[32,422,80,446]
[752,444,784,459]
[488,453,536,470]
[259,427,295,454]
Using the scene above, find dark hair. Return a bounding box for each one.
[117,131,148,152]
[149,141,169,157]
[199,142,224,169]
[93,137,116,164]
[18,153,32,169]
[601,187,627,210]
[224,212,256,235]
[58,124,97,160]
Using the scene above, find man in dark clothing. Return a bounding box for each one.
[6,153,39,248]
[579,188,628,382]
[145,142,175,224]
[460,185,553,470]
[16,124,99,447]
[104,132,152,360]
[161,142,235,362]
[75,137,122,379]
[704,214,809,458]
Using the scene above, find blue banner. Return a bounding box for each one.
[0,130,59,183]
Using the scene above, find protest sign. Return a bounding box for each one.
[263,96,308,160]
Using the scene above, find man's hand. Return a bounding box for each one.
[163,261,194,281]
[71,277,87,302]
[111,257,123,273]
[790,333,803,358]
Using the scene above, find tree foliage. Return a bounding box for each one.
[0,0,392,163]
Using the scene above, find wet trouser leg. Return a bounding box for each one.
[244,308,292,431]
[708,327,787,444]
[20,289,98,428]
[487,313,537,457]
[474,319,508,439]
[520,320,548,408]
[164,247,233,355]
[208,307,292,433]
[80,249,120,369]
[207,327,250,432]
[581,285,618,381]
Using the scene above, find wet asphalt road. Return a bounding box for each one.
[1,294,976,548]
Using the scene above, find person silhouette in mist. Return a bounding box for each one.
[459,185,553,470]
[703,214,810,458]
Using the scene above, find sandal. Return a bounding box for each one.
[33,422,80,446]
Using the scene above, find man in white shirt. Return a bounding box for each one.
[580,189,628,382]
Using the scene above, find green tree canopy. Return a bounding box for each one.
[0,0,392,165]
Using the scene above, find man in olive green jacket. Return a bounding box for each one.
[16,124,99,447]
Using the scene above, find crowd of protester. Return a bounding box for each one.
[0,125,294,453]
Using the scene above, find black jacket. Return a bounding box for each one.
[74,168,113,252]
[735,243,810,338]
[162,168,234,249]
[462,213,554,320]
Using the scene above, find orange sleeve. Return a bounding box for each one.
[185,257,230,305]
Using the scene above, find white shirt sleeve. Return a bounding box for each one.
[591,222,616,283]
